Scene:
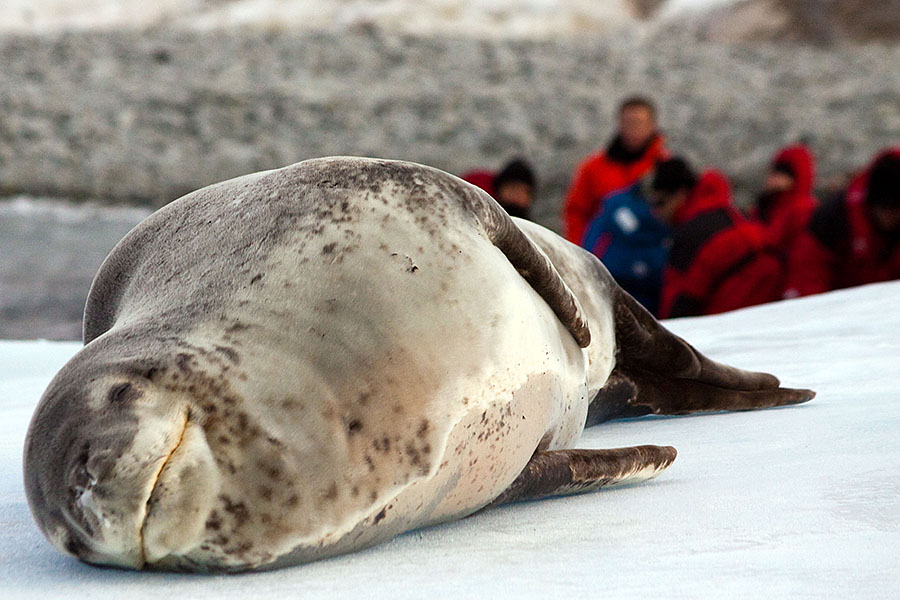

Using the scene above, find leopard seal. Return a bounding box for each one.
[23,157,814,572]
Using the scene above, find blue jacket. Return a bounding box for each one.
[581,184,671,315]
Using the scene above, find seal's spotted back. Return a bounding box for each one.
[24,157,813,572]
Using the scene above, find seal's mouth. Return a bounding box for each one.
[136,407,220,567]
[138,409,191,567]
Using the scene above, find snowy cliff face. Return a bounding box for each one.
[0,0,644,36]
[0,0,898,228]
[691,0,900,45]
[18,0,897,42]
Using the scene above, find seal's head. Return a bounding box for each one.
[23,344,219,570]
[22,323,398,573]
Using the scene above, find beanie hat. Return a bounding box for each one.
[651,158,698,194]
[494,159,536,191]
[867,153,900,209]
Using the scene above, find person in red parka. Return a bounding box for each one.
[461,158,537,220]
[562,96,669,244]
[784,148,900,298]
[753,143,818,261]
[649,158,783,319]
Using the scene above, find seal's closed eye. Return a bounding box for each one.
[107,383,141,404]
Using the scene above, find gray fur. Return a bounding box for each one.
[24,157,813,573]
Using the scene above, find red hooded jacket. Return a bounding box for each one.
[753,144,818,257]
[785,148,900,297]
[660,171,783,319]
[563,135,668,243]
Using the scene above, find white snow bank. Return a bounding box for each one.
[0,0,742,36]
[2,281,899,598]
[0,196,151,224]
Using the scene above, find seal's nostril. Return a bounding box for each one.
[71,443,93,488]
[76,441,90,465]
[74,479,106,536]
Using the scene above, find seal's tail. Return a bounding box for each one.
[586,287,815,426]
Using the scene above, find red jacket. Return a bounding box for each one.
[461,169,496,197]
[785,148,900,297]
[563,135,668,243]
[660,171,783,318]
[753,144,818,257]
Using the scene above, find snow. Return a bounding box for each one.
[0,196,150,224]
[2,280,899,597]
[661,0,738,15]
[0,0,741,35]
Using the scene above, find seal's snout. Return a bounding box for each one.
[23,365,214,570]
[40,413,215,570]
[67,444,122,538]
[48,441,149,570]
[141,419,220,565]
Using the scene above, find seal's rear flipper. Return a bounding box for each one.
[587,288,815,426]
[490,445,677,506]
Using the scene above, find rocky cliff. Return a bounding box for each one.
[1,23,898,229]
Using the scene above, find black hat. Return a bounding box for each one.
[867,153,900,209]
[494,159,536,191]
[651,158,698,194]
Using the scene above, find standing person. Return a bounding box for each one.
[581,179,670,316]
[753,143,818,260]
[462,158,536,220]
[562,96,669,244]
[649,158,782,319]
[785,148,900,298]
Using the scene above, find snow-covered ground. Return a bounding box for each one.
[0,0,739,35]
[2,280,898,598]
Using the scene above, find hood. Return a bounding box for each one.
[845,147,900,207]
[674,170,733,225]
[772,144,816,197]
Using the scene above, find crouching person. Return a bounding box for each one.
[581,180,670,316]
[650,158,783,318]
[784,148,900,298]
[753,143,818,260]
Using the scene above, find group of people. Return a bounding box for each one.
[466,96,900,319]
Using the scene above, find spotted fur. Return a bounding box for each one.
[24,157,813,573]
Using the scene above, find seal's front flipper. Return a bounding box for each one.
[587,287,815,426]
[490,445,677,506]
[465,186,591,348]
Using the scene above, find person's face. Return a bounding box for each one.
[649,189,686,225]
[870,204,900,234]
[496,181,533,209]
[618,106,657,152]
[764,170,795,193]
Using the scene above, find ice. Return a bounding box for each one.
[2,281,898,597]
[0,0,741,35]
